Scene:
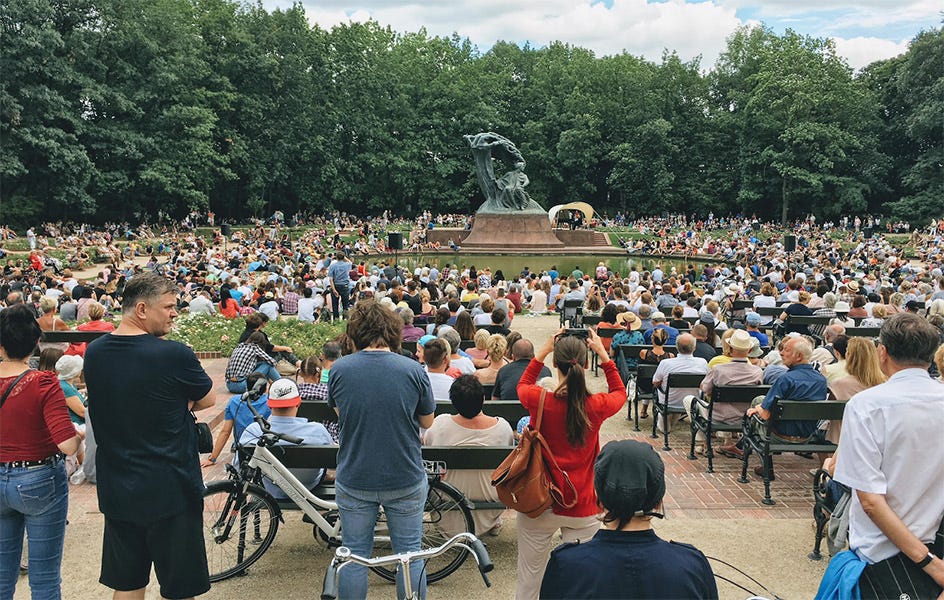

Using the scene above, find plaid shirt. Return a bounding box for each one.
[225,343,277,380]
[281,291,299,315]
[298,382,328,401]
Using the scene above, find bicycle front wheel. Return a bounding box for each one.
[371,478,475,584]
[203,480,280,582]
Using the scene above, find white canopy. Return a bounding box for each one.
[548,202,595,224]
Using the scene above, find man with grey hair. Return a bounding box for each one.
[652,333,708,433]
[829,313,944,596]
[85,272,216,598]
[746,336,828,479]
[812,323,846,365]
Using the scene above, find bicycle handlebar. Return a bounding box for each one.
[321,532,492,599]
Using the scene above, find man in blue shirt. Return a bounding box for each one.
[202,372,271,468]
[746,336,827,479]
[327,252,352,320]
[642,312,680,345]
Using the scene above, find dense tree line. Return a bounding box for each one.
[1,0,941,226]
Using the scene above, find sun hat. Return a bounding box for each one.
[748,337,764,359]
[616,311,641,330]
[728,329,753,352]
[834,301,851,313]
[55,355,84,381]
[650,311,666,321]
[595,440,666,518]
[267,378,301,408]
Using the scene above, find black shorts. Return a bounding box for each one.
[100,507,210,599]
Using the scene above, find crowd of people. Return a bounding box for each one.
[2,211,944,599]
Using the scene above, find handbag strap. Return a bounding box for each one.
[0,370,31,411]
[533,389,547,431]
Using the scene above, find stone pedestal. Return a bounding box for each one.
[462,213,565,249]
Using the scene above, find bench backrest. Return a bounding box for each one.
[596,327,619,340]
[666,372,706,389]
[775,399,846,422]
[731,299,754,311]
[40,330,109,343]
[581,315,602,327]
[297,400,528,425]
[402,341,418,355]
[636,364,659,394]
[459,340,476,350]
[784,315,833,326]
[276,445,514,470]
[712,385,771,404]
[475,325,506,334]
[753,306,782,317]
[843,327,881,338]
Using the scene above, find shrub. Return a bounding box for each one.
[168,313,345,358]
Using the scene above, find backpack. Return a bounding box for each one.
[490,390,578,518]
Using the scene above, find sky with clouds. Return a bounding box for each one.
[259,0,939,70]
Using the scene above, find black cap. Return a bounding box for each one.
[594,440,666,518]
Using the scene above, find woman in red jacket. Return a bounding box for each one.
[514,327,626,600]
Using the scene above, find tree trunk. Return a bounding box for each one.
[781,176,789,225]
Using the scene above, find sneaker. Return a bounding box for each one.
[70,470,87,486]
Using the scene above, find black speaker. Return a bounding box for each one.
[863,227,873,239]
[784,234,797,252]
[220,223,231,236]
[388,232,403,250]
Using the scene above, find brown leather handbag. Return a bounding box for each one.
[490,390,578,518]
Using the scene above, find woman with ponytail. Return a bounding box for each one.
[514,327,626,600]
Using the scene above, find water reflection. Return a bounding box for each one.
[366,254,721,277]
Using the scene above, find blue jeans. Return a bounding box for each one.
[335,479,428,600]
[0,460,69,600]
[225,362,281,394]
[330,285,350,319]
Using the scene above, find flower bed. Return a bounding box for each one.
[168,313,345,358]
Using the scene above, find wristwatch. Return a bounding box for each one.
[914,552,935,569]
[208,456,217,464]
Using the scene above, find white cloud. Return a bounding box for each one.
[286,0,928,69]
[833,36,910,70]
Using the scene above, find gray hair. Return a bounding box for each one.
[823,292,837,309]
[676,333,696,354]
[399,307,415,325]
[121,272,176,313]
[439,327,461,354]
[879,312,939,367]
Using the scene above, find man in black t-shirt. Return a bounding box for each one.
[492,339,550,401]
[86,272,215,599]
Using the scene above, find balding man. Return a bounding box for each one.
[811,323,846,365]
[652,333,708,433]
[492,339,550,401]
[746,336,828,479]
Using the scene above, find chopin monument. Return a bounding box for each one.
[460,132,566,249]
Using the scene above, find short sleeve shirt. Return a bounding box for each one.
[328,351,435,491]
[85,334,213,522]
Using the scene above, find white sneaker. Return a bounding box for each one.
[70,471,87,485]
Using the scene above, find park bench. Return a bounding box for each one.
[613,344,678,390]
[687,385,770,472]
[631,364,658,431]
[273,445,515,513]
[581,315,601,327]
[652,372,705,451]
[297,400,528,428]
[402,341,418,356]
[39,330,109,344]
[738,399,846,504]
[778,315,834,343]
[592,327,620,375]
[809,468,850,560]
[843,326,881,339]
[475,324,507,334]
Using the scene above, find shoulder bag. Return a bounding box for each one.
[192,411,213,454]
[490,389,578,518]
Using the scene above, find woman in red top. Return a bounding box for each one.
[0,304,82,599]
[514,327,625,600]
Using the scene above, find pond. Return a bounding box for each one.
[361,253,725,279]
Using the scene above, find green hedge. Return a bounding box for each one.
[168,313,345,358]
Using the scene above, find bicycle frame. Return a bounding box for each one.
[246,443,342,544]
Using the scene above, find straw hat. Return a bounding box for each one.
[616,311,641,330]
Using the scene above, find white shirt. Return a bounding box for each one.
[834,369,944,563]
[259,300,280,321]
[189,295,215,315]
[652,354,708,409]
[297,297,317,322]
[425,371,454,402]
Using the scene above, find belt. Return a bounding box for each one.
[0,453,64,469]
[228,377,245,382]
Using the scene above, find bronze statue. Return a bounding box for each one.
[465,132,545,214]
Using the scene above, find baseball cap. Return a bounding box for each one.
[594,440,666,518]
[650,311,666,321]
[268,378,301,408]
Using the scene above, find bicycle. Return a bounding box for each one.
[321,532,493,600]
[202,387,476,583]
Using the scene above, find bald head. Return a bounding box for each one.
[676,333,696,355]
[824,323,845,342]
[782,337,813,367]
[512,339,535,361]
